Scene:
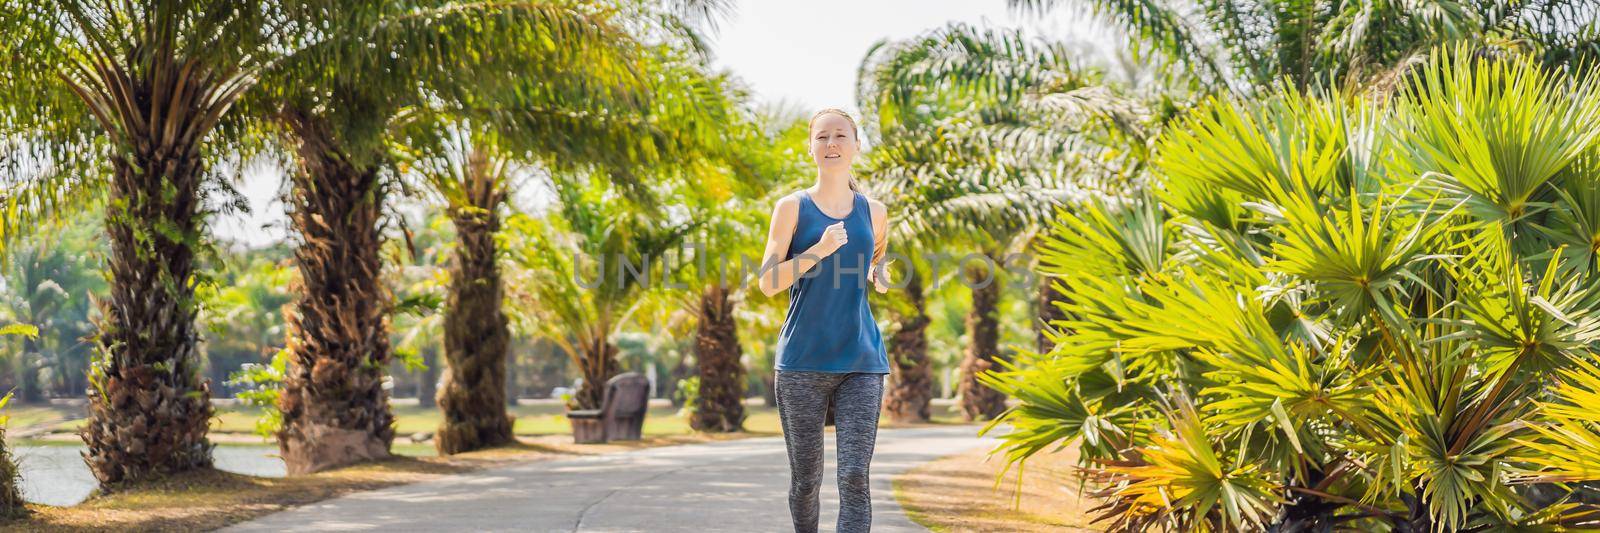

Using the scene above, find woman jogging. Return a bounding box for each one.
[757,108,892,533]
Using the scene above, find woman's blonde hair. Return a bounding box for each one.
[809,108,863,194]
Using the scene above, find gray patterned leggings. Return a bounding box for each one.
[775,370,885,533]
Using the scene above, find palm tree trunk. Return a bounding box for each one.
[884,271,933,423]
[506,348,520,406]
[82,147,214,486]
[418,346,438,409]
[760,372,778,408]
[958,257,1007,421]
[18,337,41,404]
[0,423,24,518]
[1036,275,1068,354]
[575,334,621,411]
[436,197,514,454]
[691,284,745,432]
[276,111,394,475]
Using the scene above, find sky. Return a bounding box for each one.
[215,0,1103,247]
[705,0,1082,113]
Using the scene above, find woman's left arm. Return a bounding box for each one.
[869,199,890,293]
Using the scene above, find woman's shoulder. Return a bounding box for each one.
[865,196,887,221]
[769,190,805,221]
[781,189,811,206]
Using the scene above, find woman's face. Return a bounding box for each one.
[809,113,859,170]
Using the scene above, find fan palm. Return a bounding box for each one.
[983,49,1600,530]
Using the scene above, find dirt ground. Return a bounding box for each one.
[894,441,1102,532]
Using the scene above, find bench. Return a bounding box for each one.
[566,372,649,443]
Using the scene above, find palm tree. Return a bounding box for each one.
[393,5,742,449]
[1,252,65,404]
[689,282,743,431]
[1007,0,1599,92]
[494,73,757,416]
[855,23,1126,421]
[982,49,1600,530]
[878,269,934,423]
[401,119,668,452]
[506,181,700,412]
[679,108,804,433]
[499,88,767,419]
[245,1,670,472]
[0,1,297,485]
[416,129,517,453]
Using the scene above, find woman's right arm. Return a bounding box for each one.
[757,196,838,297]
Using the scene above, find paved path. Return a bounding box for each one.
[225,425,993,532]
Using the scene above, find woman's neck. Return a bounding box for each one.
[812,169,852,199]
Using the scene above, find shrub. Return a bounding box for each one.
[227,348,290,440]
[986,49,1600,531]
[0,392,28,518]
[676,376,700,418]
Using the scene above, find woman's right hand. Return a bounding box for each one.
[815,221,848,257]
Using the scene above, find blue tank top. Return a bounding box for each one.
[773,190,890,374]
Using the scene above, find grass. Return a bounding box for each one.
[214,403,786,446]
[893,441,1099,532]
[17,401,968,450]
[0,406,83,435]
[19,401,784,437]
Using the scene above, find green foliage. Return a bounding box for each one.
[857,23,1141,252]
[1008,0,1600,92]
[386,6,713,207]
[385,211,452,379]
[991,49,1600,531]
[226,348,290,441]
[0,325,36,338]
[675,375,700,418]
[504,178,699,358]
[0,213,105,401]
[197,248,293,394]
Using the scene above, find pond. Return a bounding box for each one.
[12,445,286,507]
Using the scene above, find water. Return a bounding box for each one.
[11,445,286,507]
